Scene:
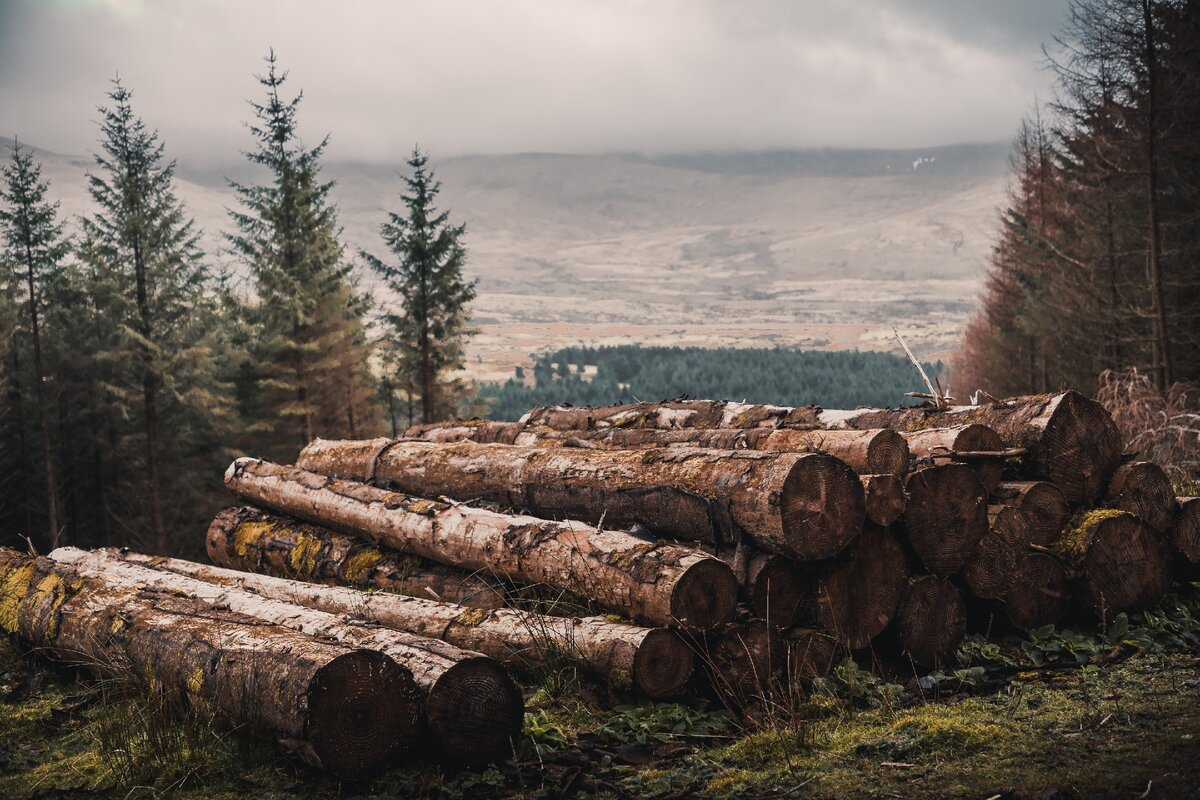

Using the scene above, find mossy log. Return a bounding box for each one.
[817,391,1123,505]
[1105,462,1178,533]
[49,547,523,764]
[860,473,907,526]
[896,575,966,667]
[225,459,737,630]
[518,400,823,431]
[963,506,1031,601]
[207,506,505,609]
[1058,510,1172,622]
[296,438,865,561]
[1172,497,1200,564]
[991,481,1069,548]
[1004,552,1071,631]
[0,548,420,777]
[901,464,988,575]
[63,547,693,700]
[900,424,1005,493]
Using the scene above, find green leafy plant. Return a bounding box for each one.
[596,702,732,745]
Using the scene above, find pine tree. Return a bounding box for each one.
[228,51,379,454]
[0,142,68,545]
[363,147,476,424]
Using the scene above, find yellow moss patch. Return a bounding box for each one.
[187,668,205,696]
[0,564,36,634]
[286,533,325,577]
[110,615,126,635]
[342,549,383,585]
[28,574,67,639]
[608,542,656,567]
[1059,508,1127,560]
[453,607,488,626]
[232,520,273,558]
[404,498,440,516]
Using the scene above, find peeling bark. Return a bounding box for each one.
[518,400,823,431]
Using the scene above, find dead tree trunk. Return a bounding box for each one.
[1104,461,1177,533]
[225,459,737,630]
[900,424,1005,493]
[860,474,906,526]
[901,464,988,575]
[963,506,1031,601]
[896,575,966,668]
[1004,552,1071,631]
[297,439,865,561]
[1059,510,1171,622]
[992,481,1068,548]
[818,391,1123,504]
[0,548,420,777]
[207,506,506,609]
[519,400,823,431]
[60,547,694,700]
[1172,497,1200,564]
[48,547,523,764]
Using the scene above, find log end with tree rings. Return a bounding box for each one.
[1105,461,1178,533]
[860,473,906,526]
[307,649,423,778]
[994,481,1068,548]
[1040,391,1124,505]
[1173,497,1200,564]
[778,452,866,561]
[1004,553,1071,631]
[1065,510,1172,623]
[864,429,910,475]
[426,656,525,765]
[964,506,1030,601]
[669,558,740,630]
[747,555,809,627]
[784,628,844,681]
[948,423,1005,494]
[706,620,783,712]
[814,524,909,650]
[902,464,987,576]
[897,575,966,668]
[631,629,695,699]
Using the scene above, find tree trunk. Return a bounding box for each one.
[0,548,419,778]
[1142,0,1172,390]
[896,575,966,668]
[297,438,865,561]
[1171,497,1200,564]
[1059,510,1171,623]
[901,464,988,575]
[521,400,823,431]
[818,392,1123,504]
[47,546,522,764]
[992,481,1068,548]
[225,458,737,630]
[207,506,506,609]
[900,424,1004,493]
[860,473,906,526]
[1004,552,1070,631]
[87,546,694,700]
[1104,461,1177,533]
[23,249,60,545]
[963,506,1030,601]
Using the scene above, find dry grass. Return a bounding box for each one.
[1097,368,1200,482]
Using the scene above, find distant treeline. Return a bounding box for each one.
[478,346,943,421]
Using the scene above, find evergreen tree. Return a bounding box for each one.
[228,51,378,455]
[0,142,68,544]
[363,147,476,424]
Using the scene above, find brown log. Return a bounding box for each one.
[296,438,866,561]
[784,628,845,680]
[1105,461,1178,533]
[1,548,420,777]
[1059,510,1172,622]
[819,391,1123,504]
[896,575,966,667]
[406,420,526,444]
[65,547,693,700]
[225,458,737,630]
[520,400,823,431]
[860,473,907,526]
[705,620,784,711]
[991,481,1069,548]
[207,507,506,609]
[49,547,523,764]
[1004,552,1071,631]
[1172,497,1200,564]
[963,506,1031,601]
[901,424,1005,493]
[901,464,988,575]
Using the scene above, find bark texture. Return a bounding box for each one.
[1059,510,1171,622]
[992,481,1069,548]
[1105,461,1178,533]
[901,464,988,575]
[225,458,737,630]
[1172,497,1200,564]
[896,575,966,667]
[0,548,420,777]
[296,438,865,561]
[519,400,823,431]
[901,424,1005,493]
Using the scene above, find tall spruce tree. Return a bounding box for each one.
[228,51,378,454]
[363,147,476,424]
[0,142,68,545]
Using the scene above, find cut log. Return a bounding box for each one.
[901,424,1005,493]
[901,464,988,575]
[963,506,1031,601]
[48,547,522,764]
[860,473,907,526]
[819,391,1123,504]
[207,507,506,609]
[745,553,810,626]
[992,481,1069,548]
[0,548,420,777]
[784,628,845,680]
[755,429,910,475]
[1058,510,1172,622]
[519,400,823,431]
[705,620,783,711]
[61,547,693,700]
[296,439,866,561]
[1172,497,1200,564]
[896,575,966,667]
[1105,462,1178,533]
[225,459,737,630]
[1004,553,1071,631]
[406,420,525,444]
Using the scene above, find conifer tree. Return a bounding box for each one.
[363,147,476,424]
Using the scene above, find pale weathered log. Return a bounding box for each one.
[92,547,695,699]
[296,439,865,561]
[1,548,420,777]
[1058,510,1172,622]
[1172,497,1200,564]
[225,458,737,630]
[1105,461,1178,533]
[818,391,1123,505]
[991,481,1069,548]
[520,400,823,431]
[963,506,1031,601]
[207,506,505,608]
[896,575,966,667]
[1004,552,1071,631]
[901,464,988,575]
[860,473,907,526]
[901,424,1005,493]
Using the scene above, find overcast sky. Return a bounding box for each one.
[0,0,1069,165]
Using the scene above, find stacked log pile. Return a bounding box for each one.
[1,388,1192,775]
